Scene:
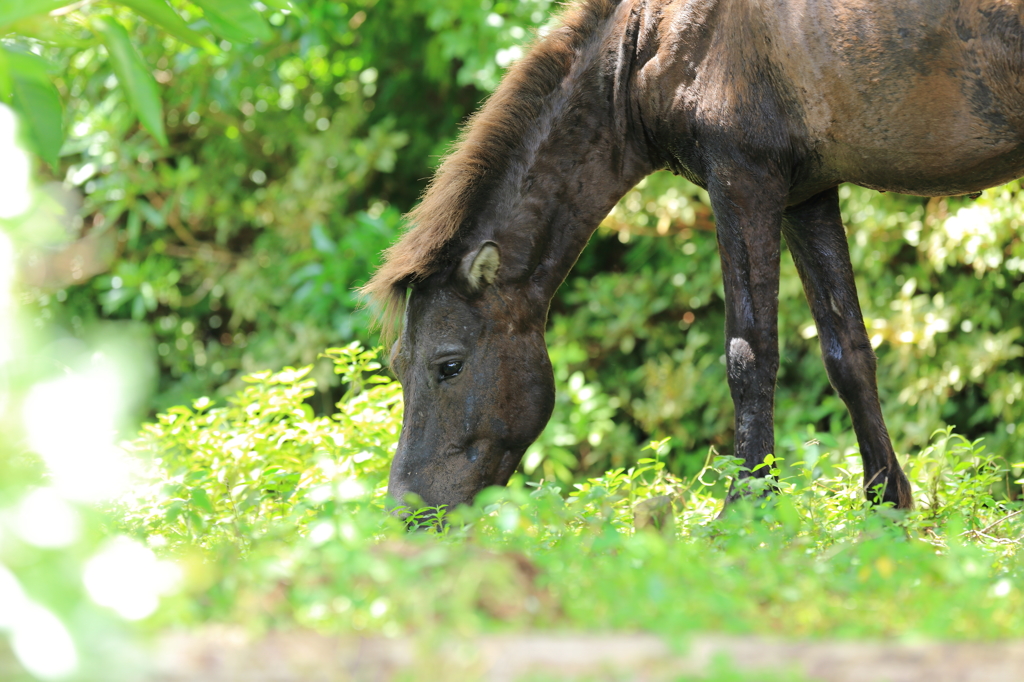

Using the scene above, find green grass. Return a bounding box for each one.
[119,345,1024,643]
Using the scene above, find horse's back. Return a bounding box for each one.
[771,0,1024,195]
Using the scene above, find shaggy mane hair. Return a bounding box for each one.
[360,0,622,342]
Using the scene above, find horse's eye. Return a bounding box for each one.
[439,360,463,380]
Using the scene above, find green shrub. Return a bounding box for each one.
[526,176,1024,487]
[118,344,1024,642]
[123,343,400,551]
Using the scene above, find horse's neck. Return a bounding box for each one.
[486,5,655,304]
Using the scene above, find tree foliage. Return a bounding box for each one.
[4,0,1024,489]
[540,180,1024,489]
[7,0,554,410]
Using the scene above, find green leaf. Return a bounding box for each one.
[2,48,62,167]
[259,0,304,17]
[193,0,272,44]
[258,0,293,11]
[117,0,216,51]
[93,16,167,146]
[0,0,69,31]
[0,46,12,103]
[190,487,214,513]
[164,500,184,523]
[11,78,62,166]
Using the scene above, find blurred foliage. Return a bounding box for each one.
[0,0,272,165]
[1,99,171,681]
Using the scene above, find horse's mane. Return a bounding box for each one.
[360,0,623,343]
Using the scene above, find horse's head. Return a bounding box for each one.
[387,240,555,512]
[368,0,647,513]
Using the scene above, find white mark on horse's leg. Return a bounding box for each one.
[728,337,756,378]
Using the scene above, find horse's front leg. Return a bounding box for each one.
[782,187,913,509]
[707,168,787,502]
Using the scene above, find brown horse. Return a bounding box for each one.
[364,0,1024,512]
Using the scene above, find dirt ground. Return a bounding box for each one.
[148,631,1024,682]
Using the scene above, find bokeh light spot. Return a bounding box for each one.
[83,537,180,621]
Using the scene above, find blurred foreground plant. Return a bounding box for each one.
[1,99,174,682]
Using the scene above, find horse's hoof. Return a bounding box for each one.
[866,469,914,510]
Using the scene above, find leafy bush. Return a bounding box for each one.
[3,336,1022,679]
[118,346,1024,643]
[525,177,1024,488]
[11,0,556,411]
[10,0,1024,493]
[123,343,400,551]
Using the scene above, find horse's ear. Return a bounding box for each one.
[458,241,500,294]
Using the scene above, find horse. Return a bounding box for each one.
[363,0,1024,513]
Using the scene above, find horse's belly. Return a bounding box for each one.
[812,69,1024,195]
[836,138,1024,197]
